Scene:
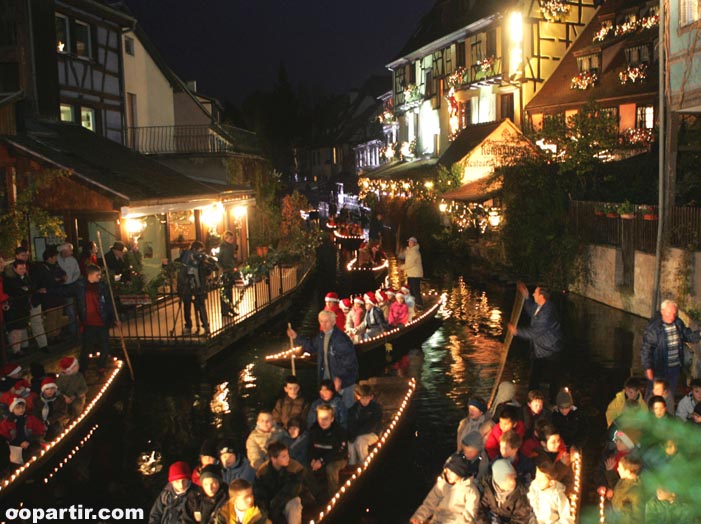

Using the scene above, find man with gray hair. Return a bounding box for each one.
[287,309,358,408]
[641,299,701,395]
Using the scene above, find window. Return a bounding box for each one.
[432,50,444,77]
[681,0,700,25]
[55,14,69,53]
[60,104,74,123]
[425,70,434,97]
[577,54,600,73]
[444,47,453,73]
[625,45,651,65]
[456,42,466,67]
[124,36,135,56]
[500,93,514,122]
[471,41,483,64]
[471,88,496,124]
[81,107,95,131]
[486,30,497,58]
[408,62,416,84]
[636,105,654,128]
[74,20,92,58]
[394,68,405,94]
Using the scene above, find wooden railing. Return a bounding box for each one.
[569,201,701,253]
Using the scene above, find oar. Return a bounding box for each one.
[97,232,135,381]
[487,287,525,409]
[287,322,296,376]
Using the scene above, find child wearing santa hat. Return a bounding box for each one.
[0,363,23,393]
[56,357,87,419]
[0,379,36,415]
[32,377,68,440]
[323,291,346,331]
[0,396,46,464]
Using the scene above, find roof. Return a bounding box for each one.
[441,176,501,202]
[2,120,249,203]
[390,0,514,64]
[526,0,658,113]
[438,120,503,167]
[362,158,440,181]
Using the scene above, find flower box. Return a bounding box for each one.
[606,213,619,219]
[643,214,658,221]
[620,213,635,220]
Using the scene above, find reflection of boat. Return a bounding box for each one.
[342,257,389,291]
[0,359,124,499]
[333,230,364,251]
[265,293,445,369]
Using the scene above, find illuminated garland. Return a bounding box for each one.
[378,110,396,125]
[618,63,647,84]
[569,450,583,519]
[0,360,123,494]
[309,378,417,524]
[621,127,655,146]
[592,14,659,43]
[541,0,570,21]
[43,424,100,484]
[446,67,466,90]
[476,55,495,73]
[402,84,422,105]
[345,258,390,272]
[570,71,598,90]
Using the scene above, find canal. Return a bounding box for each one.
[13,250,650,523]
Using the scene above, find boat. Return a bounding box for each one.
[0,357,124,500]
[341,256,389,291]
[332,229,365,252]
[264,292,446,369]
[301,375,417,524]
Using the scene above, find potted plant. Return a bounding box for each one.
[617,201,636,219]
[605,203,619,218]
[639,205,658,221]
[594,204,606,217]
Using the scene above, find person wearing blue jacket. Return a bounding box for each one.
[641,299,701,395]
[508,282,563,402]
[218,439,255,485]
[287,310,359,408]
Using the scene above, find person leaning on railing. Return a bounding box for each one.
[3,260,33,358]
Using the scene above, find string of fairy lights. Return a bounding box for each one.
[43,424,100,484]
[0,359,124,494]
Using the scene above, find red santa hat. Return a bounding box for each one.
[395,292,405,299]
[59,357,80,374]
[324,292,340,303]
[385,289,396,297]
[2,364,22,378]
[9,395,26,413]
[12,379,30,394]
[363,292,377,305]
[376,290,388,303]
[340,298,352,310]
[353,296,364,305]
[41,377,58,392]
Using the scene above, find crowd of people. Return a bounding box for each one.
[147,374,384,524]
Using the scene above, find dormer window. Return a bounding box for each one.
[625,44,651,66]
[577,54,600,74]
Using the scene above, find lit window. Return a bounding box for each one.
[81,107,95,131]
[577,54,600,73]
[74,21,92,58]
[680,0,700,26]
[55,14,69,53]
[636,106,654,129]
[60,104,74,123]
[124,36,135,56]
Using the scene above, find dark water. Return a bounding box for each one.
[9,252,650,523]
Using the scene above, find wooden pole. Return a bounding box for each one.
[287,322,296,376]
[488,288,526,409]
[97,231,135,381]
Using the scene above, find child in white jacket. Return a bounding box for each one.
[411,453,480,524]
[527,461,573,524]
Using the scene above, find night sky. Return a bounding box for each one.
[123,0,435,104]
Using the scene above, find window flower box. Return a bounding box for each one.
[571,71,598,90]
[477,56,495,73]
[619,63,648,85]
[541,0,570,22]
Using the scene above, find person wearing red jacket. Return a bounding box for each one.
[323,292,345,331]
[485,405,525,460]
[0,396,46,465]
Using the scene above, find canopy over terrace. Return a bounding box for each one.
[359,158,440,198]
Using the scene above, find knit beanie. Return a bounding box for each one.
[444,453,470,478]
[168,461,191,482]
[461,431,485,451]
[556,390,573,409]
[199,464,221,483]
[492,459,516,487]
[468,397,487,415]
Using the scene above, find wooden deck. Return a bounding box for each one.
[112,263,314,365]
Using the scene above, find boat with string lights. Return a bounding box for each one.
[342,256,390,291]
[0,357,124,500]
[332,229,365,252]
[264,292,446,369]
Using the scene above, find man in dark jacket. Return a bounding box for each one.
[75,264,117,373]
[641,299,700,395]
[177,241,212,336]
[183,464,227,524]
[3,260,33,357]
[150,461,195,524]
[287,310,359,408]
[509,282,563,402]
[308,404,348,501]
[217,230,238,317]
[478,459,535,524]
[255,440,313,524]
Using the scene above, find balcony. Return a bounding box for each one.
[447,57,503,92]
[126,125,262,156]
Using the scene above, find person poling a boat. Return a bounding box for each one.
[507,282,563,403]
[286,310,359,409]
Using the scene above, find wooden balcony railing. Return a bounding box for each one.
[569,201,701,253]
